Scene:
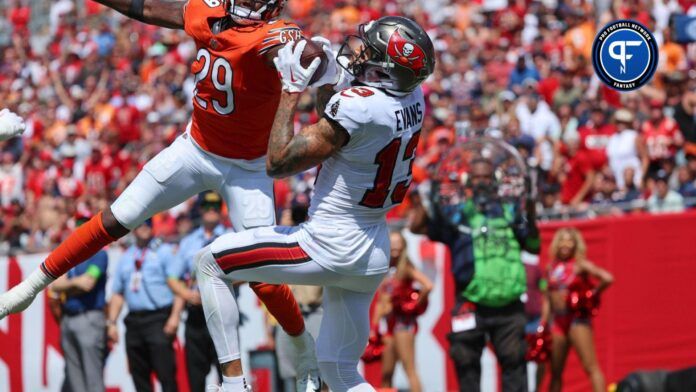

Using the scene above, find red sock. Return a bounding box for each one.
[42,212,118,278]
[250,282,305,336]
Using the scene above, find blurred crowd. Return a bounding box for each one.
[1,0,696,254]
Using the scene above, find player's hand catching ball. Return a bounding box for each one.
[0,109,26,141]
[308,36,354,90]
[274,40,322,93]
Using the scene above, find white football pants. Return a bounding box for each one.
[110,133,274,230]
[196,226,385,392]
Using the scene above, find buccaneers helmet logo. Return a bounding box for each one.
[386,29,426,75]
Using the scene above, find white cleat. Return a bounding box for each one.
[297,371,322,392]
[293,330,321,392]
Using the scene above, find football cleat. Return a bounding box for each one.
[297,371,322,392]
[292,330,321,392]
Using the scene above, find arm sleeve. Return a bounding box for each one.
[256,21,303,55]
[323,92,368,139]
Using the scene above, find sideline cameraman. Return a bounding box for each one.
[410,157,539,392]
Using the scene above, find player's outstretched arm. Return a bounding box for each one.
[93,0,186,29]
[266,91,348,178]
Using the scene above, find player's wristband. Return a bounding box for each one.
[106,320,117,327]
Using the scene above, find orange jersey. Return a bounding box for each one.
[183,0,303,159]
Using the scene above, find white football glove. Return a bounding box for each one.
[0,109,25,141]
[308,36,354,90]
[273,40,321,94]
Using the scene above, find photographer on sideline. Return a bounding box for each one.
[410,157,540,392]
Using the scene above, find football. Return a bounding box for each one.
[299,39,329,85]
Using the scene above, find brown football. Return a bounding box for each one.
[299,39,329,85]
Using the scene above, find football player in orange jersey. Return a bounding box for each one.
[0,1,348,390]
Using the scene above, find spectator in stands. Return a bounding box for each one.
[49,212,108,392]
[508,56,540,94]
[167,192,226,392]
[557,104,579,143]
[658,29,688,74]
[606,109,647,191]
[505,117,535,164]
[616,167,642,204]
[674,89,696,147]
[642,99,683,178]
[410,157,539,392]
[681,148,696,197]
[647,170,685,213]
[590,173,622,207]
[373,231,432,392]
[577,106,614,173]
[107,220,183,392]
[542,228,613,392]
[555,132,596,207]
[490,90,517,131]
[516,90,561,172]
[677,165,696,200]
[552,69,582,109]
[539,182,562,215]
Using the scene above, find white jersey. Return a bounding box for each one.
[297,86,425,276]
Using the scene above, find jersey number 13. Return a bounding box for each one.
[360,130,421,209]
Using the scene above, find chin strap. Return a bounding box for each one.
[228,1,273,25]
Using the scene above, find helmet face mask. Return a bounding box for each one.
[337,34,383,81]
[337,16,435,94]
[228,0,285,25]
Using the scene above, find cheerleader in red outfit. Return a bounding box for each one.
[541,228,614,392]
[371,231,433,392]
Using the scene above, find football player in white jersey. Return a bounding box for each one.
[195,16,435,392]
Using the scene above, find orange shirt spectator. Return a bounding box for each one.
[288,0,316,20]
[658,40,687,74]
[331,2,361,30]
[563,20,594,61]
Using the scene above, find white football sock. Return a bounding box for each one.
[222,375,247,392]
[0,269,54,319]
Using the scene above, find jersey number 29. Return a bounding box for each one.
[193,48,235,115]
[359,130,421,209]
